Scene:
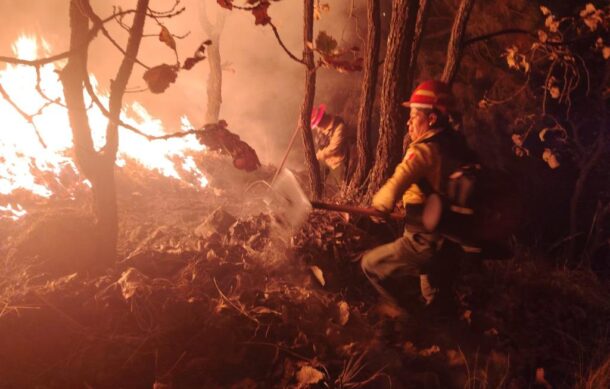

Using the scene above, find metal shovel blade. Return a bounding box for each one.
[268,169,312,230]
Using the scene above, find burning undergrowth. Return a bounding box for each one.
[1,155,610,388]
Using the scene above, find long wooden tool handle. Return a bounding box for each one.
[311,201,404,220]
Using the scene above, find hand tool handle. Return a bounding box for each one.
[311,201,404,220]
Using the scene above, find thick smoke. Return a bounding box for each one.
[1,0,364,168]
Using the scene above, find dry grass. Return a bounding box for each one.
[576,352,610,389]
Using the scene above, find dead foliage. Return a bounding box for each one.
[1,165,609,388]
[196,120,262,172]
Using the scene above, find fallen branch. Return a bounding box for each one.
[213,277,259,324]
[241,341,314,362]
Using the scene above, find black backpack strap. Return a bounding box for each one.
[414,129,477,196]
[417,176,435,196]
[414,131,446,196]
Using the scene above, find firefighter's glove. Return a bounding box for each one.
[370,212,388,224]
[316,150,325,161]
[371,188,395,215]
[371,191,394,223]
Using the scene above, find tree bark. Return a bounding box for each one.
[403,0,431,154]
[366,0,419,199]
[441,0,475,85]
[407,0,431,92]
[61,0,149,263]
[348,0,381,197]
[568,62,609,260]
[300,0,322,199]
[200,3,227,123]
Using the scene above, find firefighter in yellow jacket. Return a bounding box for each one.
[362,80,469,312]
[311,104,351,193]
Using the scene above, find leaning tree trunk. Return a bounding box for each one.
[366,0,420,198]
[61,0,115,263]
[61,0,149,264]
[407,0,431,96]
[200,2,227,123]
[441,0,475,85]
[569,132,606,260]
[300,0,322,199]
[348,0,381,197]
[568,62,610,261]
[403,0,431,154]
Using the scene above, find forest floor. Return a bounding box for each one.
[1,152,609,389]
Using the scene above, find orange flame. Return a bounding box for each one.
[0,36,208,220]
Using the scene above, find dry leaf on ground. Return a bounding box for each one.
[337,300,350,325]
[296,365,325,385]
[419,345,441,357]
[310,265,325,287]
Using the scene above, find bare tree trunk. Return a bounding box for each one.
[366,0,419,198]
[62,1,95,179]
[348,0,381,197]
[569,62,609,260]
[407,0,431,93]
[200,3,227,123]
[403,0,431,154]
[441,0,475,85]
[61,0,149,263]
[300,0,322,199]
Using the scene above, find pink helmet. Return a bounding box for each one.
[310,103,327,127]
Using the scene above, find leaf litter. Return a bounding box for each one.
[0,151,609,388]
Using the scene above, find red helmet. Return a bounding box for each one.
[402,80,454,113]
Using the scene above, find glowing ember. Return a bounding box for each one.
[0,36,208,220]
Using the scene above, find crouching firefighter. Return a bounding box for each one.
[311,104,353,194]
[362,80,476,313]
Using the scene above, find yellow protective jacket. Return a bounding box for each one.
[372,128,449,213]
[315,117,349,169]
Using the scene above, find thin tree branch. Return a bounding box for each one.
[0,84,35,124]
[224,3,304,65]
[103,0,149,158]
[463,27,595,48]
[81,2,151,70]
[269,21,306,65]
[0,9,142,67]
[82,75,153,139]
[34,66,66,108]
[82,67,203,142]
[147,0,184,16]
[0,83,49,147]
[463,28,534,47]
